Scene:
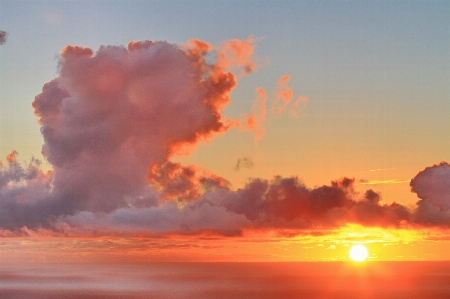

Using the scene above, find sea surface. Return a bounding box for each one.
[1,262,450,299]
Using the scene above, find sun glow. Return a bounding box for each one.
[349,244,368,262]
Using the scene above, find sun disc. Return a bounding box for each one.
[349,244,368,262]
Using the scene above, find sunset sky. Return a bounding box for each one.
[0,1,449,262]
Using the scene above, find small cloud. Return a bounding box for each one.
[317,244,324,247]
[244,76,308,141]
[234,157,254,171]
[369,168,396,172]
[327,245,336,249]
[360,179,409,185]
[0,31,8,45]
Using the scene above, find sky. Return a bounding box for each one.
[0,0,449,262]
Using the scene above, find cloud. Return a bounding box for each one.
[369,168,396,172]
[270,76,308,118]
[234,157,254,171]
[360,179,409,185]
[58,201,250,236]
[411,162,450,225]
[1,36,450,237]
[244,76,308,140]
[0,152,54,230]
[31,38,257,214]
[271,75,293,116]
[148,161,229,202]
[65,176,412,235]
[245,88,267,139]
[215,36,260,75]
[289,95,308,118]
[0,31,8,45]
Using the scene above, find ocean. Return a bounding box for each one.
[1,262,450,299]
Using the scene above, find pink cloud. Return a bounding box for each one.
[245,87,267,139]
[271,75,293,116]
[31,38,256,216]
[244,76,308,140]
[411,162,450,225]
[215,36,259,75]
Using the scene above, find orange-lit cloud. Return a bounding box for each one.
[270,75,308,118]
[245,87,267,139]
[216,36,259,75]
[244,76,308,140]
[271,75,293,115]
[289,95,308,118]
[147,161,228,202]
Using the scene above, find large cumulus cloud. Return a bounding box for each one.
[31,39,250,215]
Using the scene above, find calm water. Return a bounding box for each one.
[1,262,450,299]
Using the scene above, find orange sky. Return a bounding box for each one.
[2,225,450,263]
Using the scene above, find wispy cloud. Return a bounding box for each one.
[244,75,308,140]
[360,179,409,185]
[369,168,396,172]
[234,157,254,171]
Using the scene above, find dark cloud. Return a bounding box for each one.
[54,176,415,235]
[234,157,254,171]
[210,177,411,229]
[148,161,229,202]
[0,31,7,45]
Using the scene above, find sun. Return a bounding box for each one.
[349,244,368,262]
